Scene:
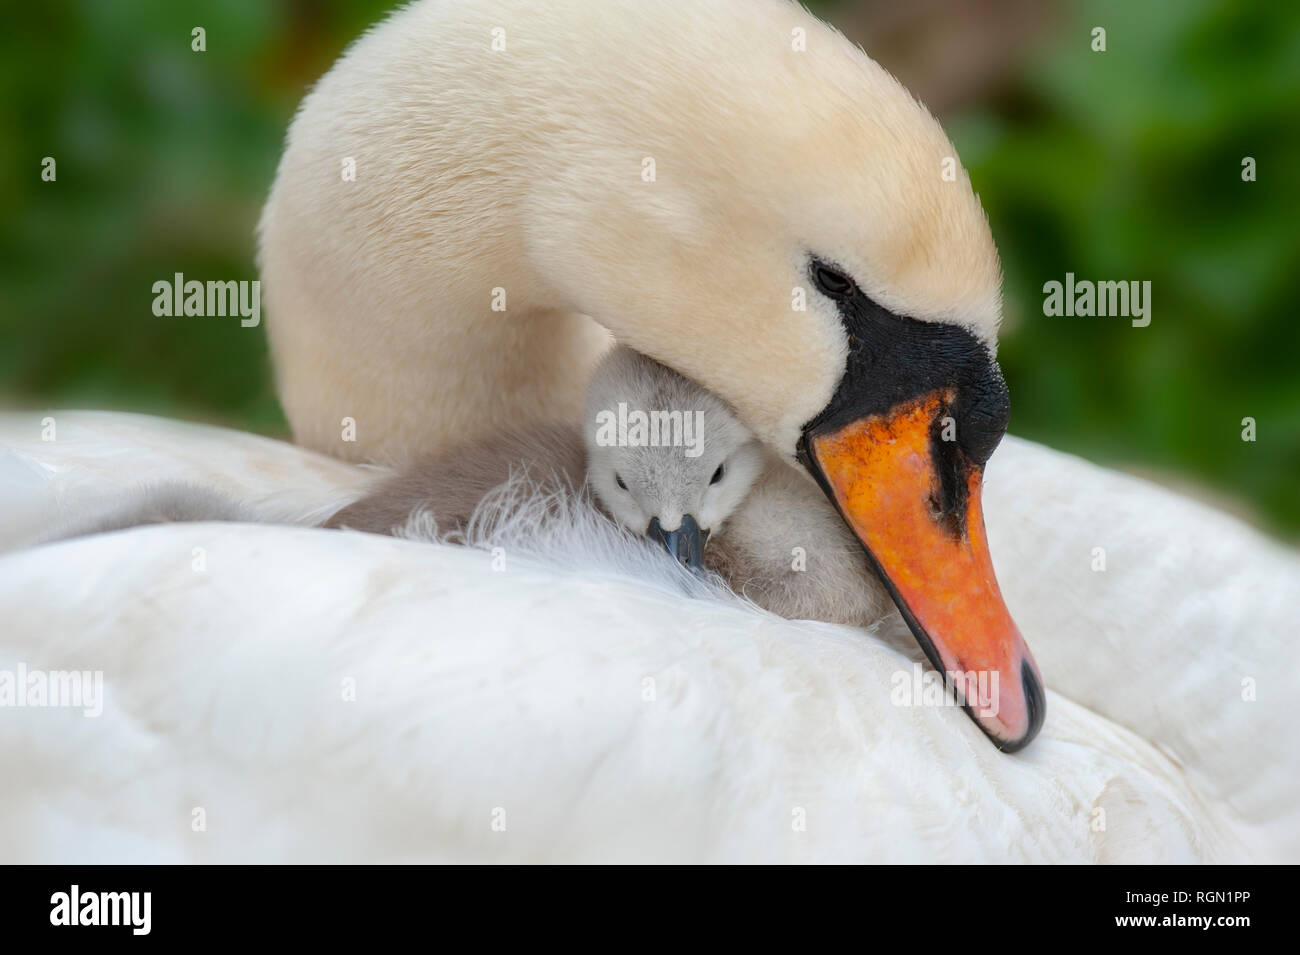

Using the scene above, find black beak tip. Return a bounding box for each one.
[987,661,1047,754]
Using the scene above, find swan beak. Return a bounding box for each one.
[800,391,1045,752]
[647,514,710,571]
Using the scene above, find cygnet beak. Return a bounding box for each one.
[646,514,709,571]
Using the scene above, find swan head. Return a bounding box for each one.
[528,1,1042,750]
[583,347,765,569]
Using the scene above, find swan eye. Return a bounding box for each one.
[813,263,856,299]
[615,473,628,491]
[710,464,725,485]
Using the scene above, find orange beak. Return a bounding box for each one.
[804,391,1045,751]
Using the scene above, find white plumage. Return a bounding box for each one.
[2,411,1295,862]
[257,0,1050,750]
[3,0,1293,864]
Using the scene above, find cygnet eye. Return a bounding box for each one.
[615,473,628,491]
[710,464,725,485]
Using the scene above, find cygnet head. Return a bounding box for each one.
[584,347,765,568]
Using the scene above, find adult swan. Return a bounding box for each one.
[259,0,1043,749]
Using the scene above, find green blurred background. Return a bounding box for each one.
[2,0,1297,537]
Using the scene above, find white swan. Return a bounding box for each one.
[2,0,1294,864]
[1,410,1296,862]
[260,0,1038,749]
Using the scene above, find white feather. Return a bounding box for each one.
[1,411,1295,862]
